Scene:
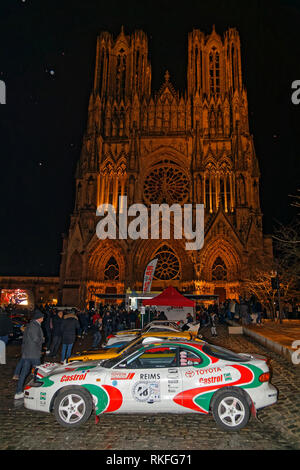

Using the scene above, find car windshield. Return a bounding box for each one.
[140,322,181,334]
[114,336,142,354]
[202,344,251,362]
[102,338,145,368]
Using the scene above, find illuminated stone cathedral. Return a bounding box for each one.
[58,26,273,308]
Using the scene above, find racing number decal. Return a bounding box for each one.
[132,381,161,403]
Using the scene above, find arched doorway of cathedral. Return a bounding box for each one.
[214,287,226,303]
[87,240,126,304]
[105,286,118,304]
[132,239,193,292]
[199,236,241,298]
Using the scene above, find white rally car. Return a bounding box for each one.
[24,339,278,431]
[106,320,200,347]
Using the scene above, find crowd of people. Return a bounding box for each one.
[195,297,265,329]
[195,297,299,327]
[0,295,299,400]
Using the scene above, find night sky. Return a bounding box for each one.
[0,0,299,276]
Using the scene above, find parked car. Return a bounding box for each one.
[106,320,200,346]
[24,338,278,431]
[67,333,204,362]
[9,316,28,342]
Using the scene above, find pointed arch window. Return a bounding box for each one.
[116,49,126,98]
[104,256,120,281]
[212,257,227,281]
[153,245,180,280]
[209,47,220,95]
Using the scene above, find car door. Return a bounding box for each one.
[106,344,182,413]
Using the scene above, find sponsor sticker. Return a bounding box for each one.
[140,373,160,380]
[198,372,232,385]
[185,370,195,378]
[40,392,46,405]
[224,372,232,382]
[132,381,160,403]
[110,372,135,380]
[185,367,222,378]
[60,371,89,382]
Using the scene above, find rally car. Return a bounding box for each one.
[68,332,204,363]
[106,320,200,346]
[24,339,278,431]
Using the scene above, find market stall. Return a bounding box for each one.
[142,286,195,322]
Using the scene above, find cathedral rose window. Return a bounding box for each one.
[143,163,190,205]
[153,245,180,280]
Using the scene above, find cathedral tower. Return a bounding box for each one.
[59,26,272,308]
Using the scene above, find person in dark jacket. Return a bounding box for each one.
[0,308,14,344]
[91,316,103,349]
[48,311,63,357]
[14,309,45,399]
[209,311,218,337]
[158,311,167,320]
[61,311,80,362]
[42,309,53,352]
[103,311,113,337]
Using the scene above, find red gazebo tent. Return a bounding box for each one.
[142,286,195,307]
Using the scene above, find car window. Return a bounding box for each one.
[138,346,178,368]
[114,345,178,369]
[179,348,203,367]
[148,327,173,332]
[202,344,250,362]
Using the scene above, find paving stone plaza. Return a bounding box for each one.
[0,324,299,451]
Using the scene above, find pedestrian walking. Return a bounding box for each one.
[60,311,80,362]
[256,300,263,326]
[229,300,236,320]
[91,316,103,349]
[42,308,53,353]
[209,311,218,337]
[240,299,251,325]
[48,311,63,357]
[14,309,45,400]
[129,310,137,329]
[78,310,89,336]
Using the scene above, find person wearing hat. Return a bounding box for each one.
[14,309,45,400]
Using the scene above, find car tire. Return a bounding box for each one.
[211,388,250,432]
[53,386,93,428]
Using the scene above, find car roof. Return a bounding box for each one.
[141,338,205,347]
[148,320,176,324]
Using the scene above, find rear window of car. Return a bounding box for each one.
[202,344,250,362]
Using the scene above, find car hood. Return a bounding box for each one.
[69,348,120,361]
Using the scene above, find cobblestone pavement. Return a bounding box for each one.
[0,325,299,451]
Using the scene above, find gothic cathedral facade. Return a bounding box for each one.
[58,26,273,308]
